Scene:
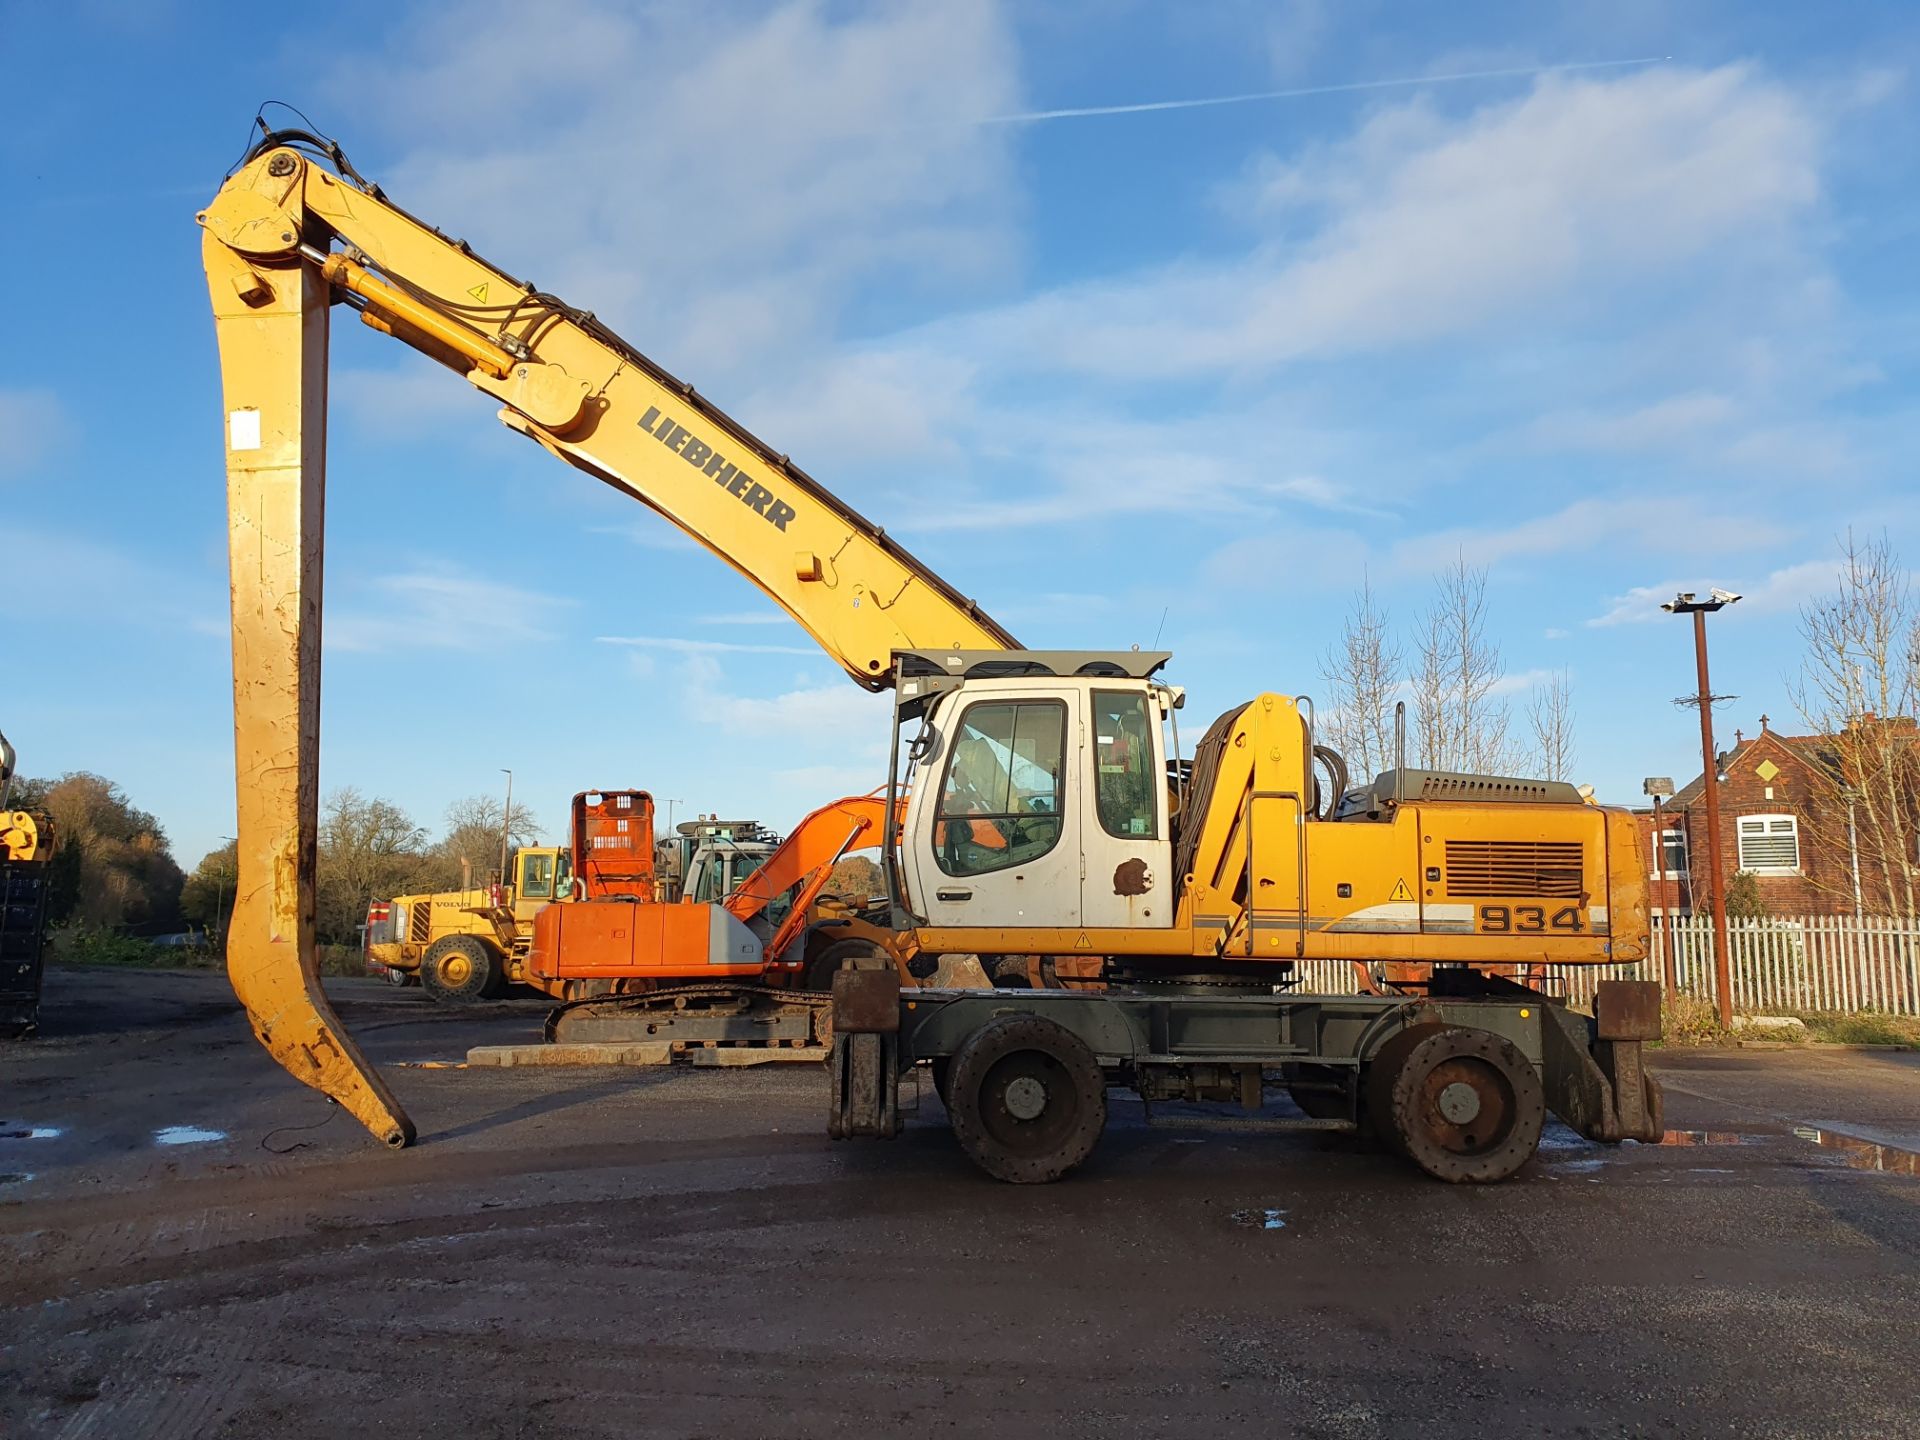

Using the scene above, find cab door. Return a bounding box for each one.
[1079,688,1173,930]
[904,688,1081,931]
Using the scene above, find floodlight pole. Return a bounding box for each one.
[1664,594,1739,1028]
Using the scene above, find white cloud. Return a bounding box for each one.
[1585,559,1839,629]
[329,570,574,653]
[697,611,792,626]
[1520,392,1739,454]
[1491,667,1560,697]
[331,0,1022,380]
[0,387,62,479]
[596,635,817,657]
[333,367,494,437]
[0,524,223,635]
[1393,496,1789,576]
[586,522,697,552]
[927,63,1820,381]
[679,654,891,760]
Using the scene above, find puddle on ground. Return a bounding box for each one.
[1647,1130,1757,1147]
[1231,1207,1289,1231]
[1793,1126,1919,1176]
[153,1126,227,1147]
[0,1127,61,1140]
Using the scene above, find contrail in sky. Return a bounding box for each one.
[981,56,1671,125]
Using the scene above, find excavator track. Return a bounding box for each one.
[544,983,834,1051]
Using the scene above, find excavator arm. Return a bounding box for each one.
[721,792,901,966]
[200,128,1015,1145]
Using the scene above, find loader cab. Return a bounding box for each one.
[513,847,571,904]
[890,650,1179,934]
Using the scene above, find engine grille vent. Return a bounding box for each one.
[1445,840,1585,898]
[409,902,432,942]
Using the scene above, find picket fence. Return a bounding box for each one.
[1287,913,1920,1017]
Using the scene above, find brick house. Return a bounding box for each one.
[1637,715,1895,918]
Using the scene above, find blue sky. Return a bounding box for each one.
[6,0,1920,869]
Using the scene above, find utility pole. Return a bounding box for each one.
[1663,591,1741,1027]
[1643,780,1676,992]
[498,769,514,888]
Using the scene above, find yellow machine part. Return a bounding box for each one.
[203,196,413,1149]
[1,811,41,862]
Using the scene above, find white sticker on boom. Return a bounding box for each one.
[229,409,262,452]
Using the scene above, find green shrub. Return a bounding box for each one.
[317,945,366,978]
[59,929,169,967]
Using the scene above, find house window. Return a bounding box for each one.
[1652,828,1687,880]
[1736,814,1800,875]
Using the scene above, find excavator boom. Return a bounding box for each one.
[201,128,1015,1145]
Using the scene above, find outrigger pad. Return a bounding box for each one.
[832,967,901,1033]
[1539,1002,1664,1144]
[1594,980,1663,1041]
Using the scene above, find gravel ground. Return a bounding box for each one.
[2,965,1916,1439]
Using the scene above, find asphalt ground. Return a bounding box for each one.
[2,965,1917,1440]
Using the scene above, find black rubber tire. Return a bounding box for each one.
[930,1057,954,1110]
[1372,1025,1545,1183]
[804,938,889,992]
[946,1016,1107,1184]
[1363,1022,1450,1154]
[419,934,503,1005]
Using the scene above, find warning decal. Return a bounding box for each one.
[1074,932,1092,949]
[1387,878,1414,903]
[467,282,490,303]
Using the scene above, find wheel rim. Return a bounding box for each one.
[1413,1055,1516,1157]
[977,1051,1081,1157]
[440,954,472,987]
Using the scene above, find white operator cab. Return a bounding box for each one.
[887,650,1184,935]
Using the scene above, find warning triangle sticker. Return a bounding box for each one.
[467,282,490,303]
[1074,932,1092,949]
[1388,878,1414,903]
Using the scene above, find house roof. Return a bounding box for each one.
[1666,727,1836,809]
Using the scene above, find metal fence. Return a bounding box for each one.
[1288,914,1920,1017]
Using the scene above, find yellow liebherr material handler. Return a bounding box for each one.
[201,125,1662,1179]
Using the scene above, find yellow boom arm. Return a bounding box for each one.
[200,129,1017,1146]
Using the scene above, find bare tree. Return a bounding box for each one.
[11,771,182,932]
[1319,574,1405,778]
[423,793,544,891]
[1410,557,1517,774]
[1792,532,1920,916]
[317,788,429,943]
[1528,669,1576,782]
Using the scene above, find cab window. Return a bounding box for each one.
[1092,691,1158,840]
[555,851,574,898]
[519,852,555,900]
[694,857,726,904]
[936,700,1066,877]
